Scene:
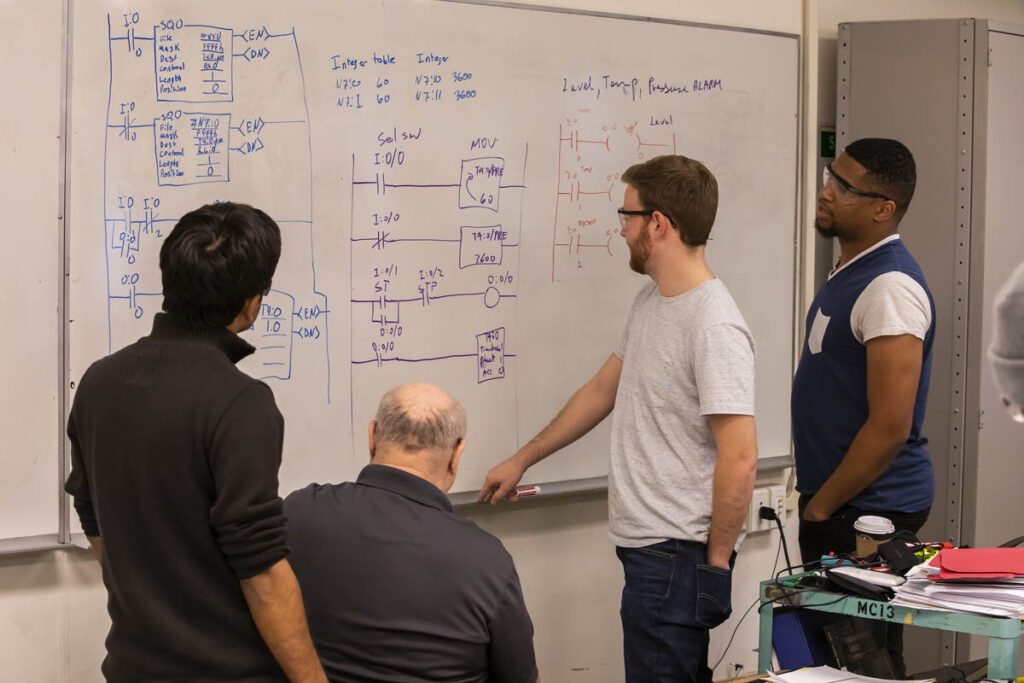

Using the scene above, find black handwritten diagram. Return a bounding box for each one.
[102,14,330,398]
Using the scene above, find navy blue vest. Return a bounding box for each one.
[792,238,935,512]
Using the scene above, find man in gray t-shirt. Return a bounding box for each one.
[480,155,757,683]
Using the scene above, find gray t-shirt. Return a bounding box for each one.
[609,278,756,548]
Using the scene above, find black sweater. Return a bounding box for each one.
[66,313,289,681]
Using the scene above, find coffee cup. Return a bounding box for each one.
[853,515,895,557]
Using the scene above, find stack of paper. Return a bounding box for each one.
[763,665,932,683]
[891,548,1024,617]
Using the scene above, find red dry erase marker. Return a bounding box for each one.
[514,485,541,497]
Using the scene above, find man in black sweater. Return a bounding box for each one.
[65,203,326,682]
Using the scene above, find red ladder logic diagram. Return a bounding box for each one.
[551,109,677,281]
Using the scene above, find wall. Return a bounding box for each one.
[0,550,107,681]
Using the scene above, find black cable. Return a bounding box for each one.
[710,524,786,673]
[944,664,969,683]
[773,552,885,583]
[710,596,761,672]
[728,505,880,671]
[892,529,920,544]
[759,586,852,611]
[775,558,824,582]
[758,505,794,575]
[751,575,895,675]
[770,528,783,578]
[720,579,860,675]
[773,514,793,575]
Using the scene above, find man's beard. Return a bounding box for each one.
[814,217,836,239]
[628,227,651,274]
[814,204,843,240]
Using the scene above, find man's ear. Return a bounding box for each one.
[874,199,897,223]
[244,294,263,325]
[227,294,263,334]
[448,437,466,477]
[650,211,674,241]
[367,420,377,461]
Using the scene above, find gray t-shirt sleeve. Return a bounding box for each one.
[694,322,756,416]
[487,569,538,683]
[850,271,931,344]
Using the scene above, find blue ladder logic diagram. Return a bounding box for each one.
[103,13,330,398]
[348,125,527,411]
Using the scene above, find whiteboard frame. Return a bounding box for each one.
[988,20,1024,37]
[32,0,803,554]
[447,455,796,507]
[58,0,73,548]
[441,0,800,40]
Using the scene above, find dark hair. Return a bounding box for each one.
[621,155,718,246]
[844,138,917,217]
[159,202,281,328]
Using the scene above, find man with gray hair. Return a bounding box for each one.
[991,262,1024,423]
[285,383,539,683]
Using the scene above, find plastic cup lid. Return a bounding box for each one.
[853,515,895,535]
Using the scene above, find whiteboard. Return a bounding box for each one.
[0,0,63,542]
[68,0,798,496]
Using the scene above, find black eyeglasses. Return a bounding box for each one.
[823,163,892,202]
[617,208,652,230]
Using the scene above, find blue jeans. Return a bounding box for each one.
[616,540,735,683]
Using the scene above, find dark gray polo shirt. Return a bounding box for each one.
[285,464,538,683]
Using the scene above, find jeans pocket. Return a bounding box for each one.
[618,544,676,601]
[632,546,676,560]
[695,563,732,629]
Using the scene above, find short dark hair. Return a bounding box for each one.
[621,155,718,246]
[159,202,281,328]
[845,138,917,217]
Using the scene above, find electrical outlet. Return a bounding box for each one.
[747,487,770,532]
[769,485,786,523]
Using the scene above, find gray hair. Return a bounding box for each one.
[991,262,1024,413]
[374,384,467,451]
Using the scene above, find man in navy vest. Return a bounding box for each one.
[792,138,935,674]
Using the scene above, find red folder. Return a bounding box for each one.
[929,548,1024,580]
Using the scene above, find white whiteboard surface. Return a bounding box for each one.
[67,0,798,496]
[0,0,63,541]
